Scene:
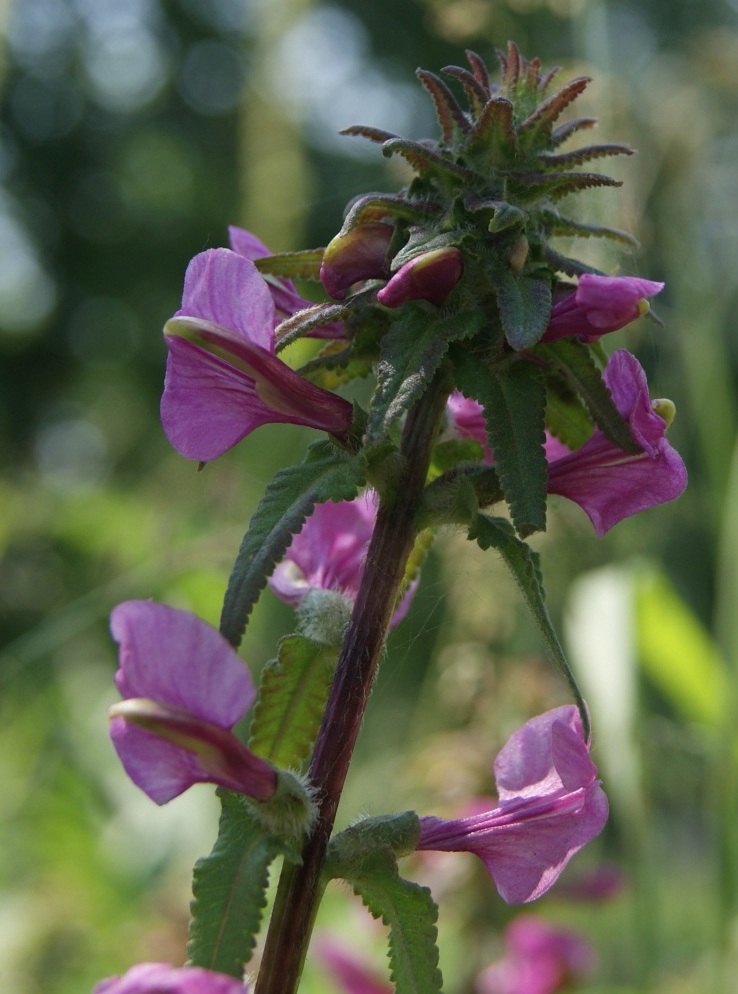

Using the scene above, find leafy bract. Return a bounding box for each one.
[220,440,366,647]
[455,353,547,536]
[325,814,442,994]
[493,267,553,350]
[249,635,339,770]
[469,511,588,737]
[188,791,299,978]
[536,339,640,453]
[368,307,484,443]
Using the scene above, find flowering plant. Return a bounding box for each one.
[98,44,685,994]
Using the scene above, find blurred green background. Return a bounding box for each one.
[2,0,738,991]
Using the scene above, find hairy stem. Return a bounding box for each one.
[254,372,450,994]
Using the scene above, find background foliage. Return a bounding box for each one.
[2,0,738,991]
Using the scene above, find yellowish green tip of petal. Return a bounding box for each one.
[652,398,676,427]
[637,298,651,317]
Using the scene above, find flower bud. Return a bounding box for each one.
[508,235,529,273]
[377,246,463,308]
[320,222,394,299]
[651,397,676,428]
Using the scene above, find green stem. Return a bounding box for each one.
[254,372,450,994]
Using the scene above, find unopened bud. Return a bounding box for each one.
[509,236,529,273]
[377,246,463,308]
[320,222,394,299]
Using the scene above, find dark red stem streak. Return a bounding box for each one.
[254,374,450,994]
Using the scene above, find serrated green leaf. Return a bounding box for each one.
[545,373,594,449]
[249,635,339,769]
[493,268,552,350]
[188,791,298,977]
[454,354,547,536]
[469,512,588,736]
[340,847,443,994]
[253,249,324,280]
[368,309,484,443]
[220,441,366,647]
[536,339,640,453]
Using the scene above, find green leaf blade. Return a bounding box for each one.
[188,792,298,977]
[367,308,483,443]
[469,512,588,736]
[249,635,339,769]
[536,339,640,453]
[494,269,553,350]
[347,850,443,994]
[455,354,547,536]
[220,441,366,647]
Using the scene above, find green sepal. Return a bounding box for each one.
[220,440,366,647]
[325,812,421,878]
[468,512,589,738]
[418,466,503,528]
[342,192,442,230]
[188,790,301,978]
[535,339,641,453]
[492,266,552,350]
[454,352,547,536]
[367,307,483,443]
[253,249,324,281]
[324,814,443,994]
[249,634,340,770]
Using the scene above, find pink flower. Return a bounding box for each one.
[315,938,391,994]
[446,390,493,462]
[228,227,343,338]
[476,916,595,994]
[268,492,416,627]
[377,247,463,308]
[108,601,276,805]
[545,349,687,535]
[446,350,686,535]
[93,962,246,994]
[543,274,664,343]
[161,248,354,462]
[416,706,608,904]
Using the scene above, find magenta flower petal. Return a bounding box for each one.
[446,390,493,462]
[109,601,275,804]
[268,492,416,628]
[543,274,664,343]
[178,248,275,351]
[161,249,353,461]
[377,247,463,308]
[477,916,595,994]
[228,226,344,338]
[93,962,246,994]
[546,350,687,535]
[315,938,391,994]
[417,706,608,904]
